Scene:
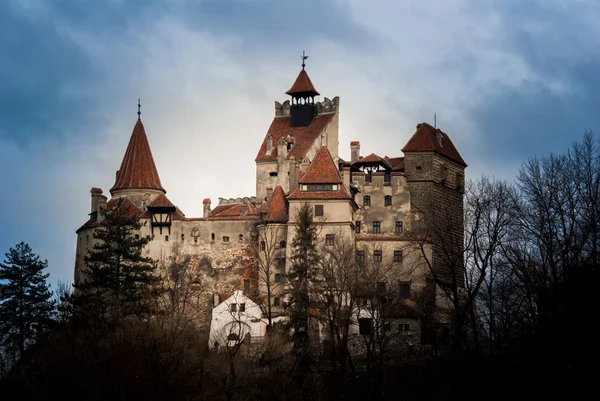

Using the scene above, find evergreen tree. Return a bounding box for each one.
[0,242,54,358]
[288,202,320,350]
[75,198,162,321]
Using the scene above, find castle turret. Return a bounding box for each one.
[110,105,166,201]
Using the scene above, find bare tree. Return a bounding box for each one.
[247,223,287,328]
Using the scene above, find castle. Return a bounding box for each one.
[75,61,467,346]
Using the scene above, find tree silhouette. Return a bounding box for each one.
[0,242,54,359]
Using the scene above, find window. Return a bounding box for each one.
[274,296,280,307]
[384,195,392,206]
[395,221,403,234]
[373,221,381,233]
[239,303,246,312]
[280,240,286,249]
[181,234,185,241]
[211,233,215,241]
[374,250,382,262]
[251,233,258,242]
[399,324,411,332]
[326,234,335,246]
[363,195,371,206]
[355,221,361,233]
[230,303,237,312]
[307,184,335,191]
[165,235,169,241]
[275,274,282,283]
[356,250,365,262]
[223,236,229,243]
[269,171,278,177]
[239,234,244,242]
[260,241,266,251]
[365,173,372,183]
[194,237,198,244]
[376,281,387,293]
[359,318,373,335]
[399,281,411,299]
[244,280,250,294]
[394,250,403,263]
[315,205,324,217]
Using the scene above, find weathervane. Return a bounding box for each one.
[301,50,308,70]
[137,98,141,120]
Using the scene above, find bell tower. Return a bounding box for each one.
[286,51,320,127]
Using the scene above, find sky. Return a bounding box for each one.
[1,0,599,286]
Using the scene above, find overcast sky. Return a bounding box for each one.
[1,0,599,285]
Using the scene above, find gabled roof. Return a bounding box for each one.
[265,186,288,223]
[352,153,393,170]
[255,113,335,162]
[110,119,166,195]
[402,122,467,167]
[299,146,341,184]
[147,194,176,209]
[285,69,320,97]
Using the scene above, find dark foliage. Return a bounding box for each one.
[0,242,54,360]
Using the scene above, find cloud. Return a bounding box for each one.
[1,0,599,285]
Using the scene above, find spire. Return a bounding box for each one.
[110,116,166,195]
[137,98,141,120]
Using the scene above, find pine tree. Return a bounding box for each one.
[0,242,54,358]
[75,198,162,321]
[288,202,320,350]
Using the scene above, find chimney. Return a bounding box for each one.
[266,135,273,155]
[277,137,288,160]
[203,198,211,218]
[97,195,108,222]
[350,141,360,163]
[288,159,298,193]
[90,187,103,215]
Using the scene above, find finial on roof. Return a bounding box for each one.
[301,50,308,70]
[137,98,141,120]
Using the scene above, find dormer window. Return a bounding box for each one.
[301,184,336,191]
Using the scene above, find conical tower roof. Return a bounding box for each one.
[285,69,320,97]
[110,118,166,195]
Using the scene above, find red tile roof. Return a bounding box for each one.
[285,69,320,96]
[91,187,103,194]
[288,183,352,200]
[147,194,175,208]
[352,153,393,170]
[385,157,404,171]
[110,119,166,195]
[255,114,335,162]
[208,201,260,220]
[265,186,288,223]
[299,146,341,184]
[76,197,141,233]
[402,122,467,167]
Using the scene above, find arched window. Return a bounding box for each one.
[275,274,282,283]
[363,195,371,206]
[280,240,286,249]
[384,195,392,206]
[274,296,281,307]
[260,241,266,251]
